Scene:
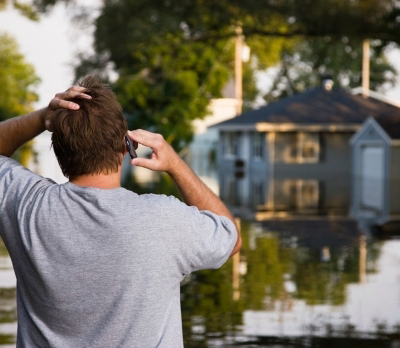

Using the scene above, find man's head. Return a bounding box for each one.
[51,76,128,180]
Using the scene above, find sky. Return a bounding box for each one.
[1,1,400,109]
[0,1,99,108]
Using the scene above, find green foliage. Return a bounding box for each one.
[181,258,243,347]
[27,0,399,147]
[292,245,362,306]
[30,0,400,45]
[113,40,230,150]
[0,33,39,121]
[69,0,289,150]
[0,0,39,20]
[239,222,293,310]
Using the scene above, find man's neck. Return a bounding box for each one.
[70,171,122,190]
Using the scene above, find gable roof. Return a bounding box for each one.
[213,86,400,128]
[350,117,392,145]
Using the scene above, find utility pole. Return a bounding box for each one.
[362,39,370,98]
[235,26,243,116]
[359,235,367,284]
[233,217,241,301]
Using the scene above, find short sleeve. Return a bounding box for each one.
[0,156,54,237]
[154,195,238,275]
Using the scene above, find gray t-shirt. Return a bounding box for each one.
[0,156,237,348]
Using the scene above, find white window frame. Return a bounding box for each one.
[298,132,320,163]
[252,132,265,160]
[223,132,238,158]
[288,132,320,163]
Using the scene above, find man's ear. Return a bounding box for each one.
[123,138,128,155]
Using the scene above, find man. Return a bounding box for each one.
[0,76,241,347]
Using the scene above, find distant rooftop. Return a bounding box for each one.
[374,114,400,139]
[213,86,400,128]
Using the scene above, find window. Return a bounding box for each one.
[283,180,320,211]
[288,132,320,163]
[222,132,238,157]
[297,180,319,209]
[252,180,265,207]
[252,132,265,159]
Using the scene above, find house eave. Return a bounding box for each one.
[213,123,361,132]
[212,124,257,131]
[255,123,361,132]
[351,87,400,108]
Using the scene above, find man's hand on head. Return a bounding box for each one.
[45,86,92,131]
[127,129,182,174]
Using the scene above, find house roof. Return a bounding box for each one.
[213,86,400,128]
[374,114,400,139]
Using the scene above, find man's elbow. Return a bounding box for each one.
[230,234,242,257]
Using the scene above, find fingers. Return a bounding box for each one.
[67,86,88,93]
[56,90,92,101]
[49,87,92,111]
[130,157,161,171]
[128,129,177,173]
[128,129,164,150]
[49,98,80,110]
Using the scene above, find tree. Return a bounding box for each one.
[72,0,288,150]
[31,0,400,44]
[0,33,39,121]
[0,33,40,165]
[264,38,397,102]
[28,0,400,150]
[0,0,39,20]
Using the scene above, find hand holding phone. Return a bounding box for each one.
[125,135,138,159]
[127,129,181,173]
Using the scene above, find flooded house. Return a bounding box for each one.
[212,79,400,219]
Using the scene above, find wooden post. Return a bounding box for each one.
[362,39,370,98]
[267,132,276,210]
[359,235,367,284]
[235,26,243,116]
[233,217,241,301]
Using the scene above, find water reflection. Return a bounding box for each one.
[179,162,400,346]
[0,241,17,347]
[219,169,351,219]
[181,222,400,347]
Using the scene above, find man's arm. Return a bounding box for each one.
[0,87,91,157]
[128,129,242,257]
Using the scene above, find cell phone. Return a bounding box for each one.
[125,135,137,159]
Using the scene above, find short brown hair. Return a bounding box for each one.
[51,76,127,180]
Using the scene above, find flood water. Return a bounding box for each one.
[1,173,400,347]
